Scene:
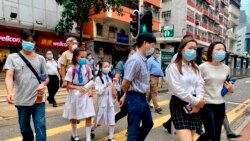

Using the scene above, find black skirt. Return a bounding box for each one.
[170,96,202,130]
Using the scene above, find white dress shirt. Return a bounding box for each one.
[166,62,204,105]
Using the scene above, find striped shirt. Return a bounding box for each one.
[124,50,150,94]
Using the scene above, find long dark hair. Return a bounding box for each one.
[174,37,199,75]
[97,61,113,84]
[72,47,86,65]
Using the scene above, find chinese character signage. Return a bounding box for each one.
[37,37,67,48]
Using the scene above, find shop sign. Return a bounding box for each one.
[117,33,129,44]
[0,32,21,45]
[161,50,174,70]
[37,37,67,48]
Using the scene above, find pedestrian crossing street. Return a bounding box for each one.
[3,98,250,141]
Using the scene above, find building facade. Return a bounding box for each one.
[240,0,250,25]
[82,0,161,65]
[227,0,241,52]
[0,0,84,58]
[160,0,230,65]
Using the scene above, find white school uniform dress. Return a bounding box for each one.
[94,74,115,126]
[62,64,95,120]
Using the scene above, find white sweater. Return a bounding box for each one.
[199,62,230,104]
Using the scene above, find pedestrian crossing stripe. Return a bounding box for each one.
[4,99,250,141]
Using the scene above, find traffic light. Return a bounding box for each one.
[130,10,140,38]
[140,11,153,33]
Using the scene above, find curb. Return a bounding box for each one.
[235,109,250,134]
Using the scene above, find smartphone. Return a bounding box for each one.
[183,106,192,114]
[225,75,230,82]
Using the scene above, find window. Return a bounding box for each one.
[96,23,103,36]
[120,29,125,34]
[162,10,171,20]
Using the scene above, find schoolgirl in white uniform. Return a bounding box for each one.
[91,61,117,141]
[63,48,95,141]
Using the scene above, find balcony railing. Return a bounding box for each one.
[187,15,195,23]
[196,5,203,13]
[187,0,196,8]
[203,9,209,17]
[202,23,208,29]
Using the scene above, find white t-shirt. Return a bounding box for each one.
[46,60,59,77]
[199,62,230,104]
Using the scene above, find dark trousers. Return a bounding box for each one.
[115,92,128,122]
[126,91,154,141]
[197,103,225,141]
[47,75,59,104]
[16,103,46,141]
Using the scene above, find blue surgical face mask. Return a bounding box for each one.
[183,49,196,61]
[213,50,226,62]
[79,58,87,65]
[102,67,111,74]
[22,40,35,51]
[146,48,155,57]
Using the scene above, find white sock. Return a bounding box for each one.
[71,124,78,137]
[109,126,115,139]
[86,126,91,141]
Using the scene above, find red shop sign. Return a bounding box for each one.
[37,37,67,49]
[0,32,21,45]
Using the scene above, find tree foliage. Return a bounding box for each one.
[55,0,123,36]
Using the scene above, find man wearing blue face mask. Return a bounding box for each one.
[147,48,164,114]
[120,33,156,141]
[4,30,49,141]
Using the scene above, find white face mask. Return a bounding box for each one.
[71,44,78,51]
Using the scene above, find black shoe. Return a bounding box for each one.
[91,130,95,139]
[196,128,203,136]
[155,107,162,114]
[227,133,242,139]
[53,103,58,107]
[162,122,171,134]
[71,136,81,141]
[47,98,53,104]
[108,138,115,141]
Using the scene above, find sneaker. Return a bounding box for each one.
[155,107,163,114]
[53,103,58,107]
[108,138,115,141]
[162,122,171,134]
[227,133,241,139]
[71,136,81,141]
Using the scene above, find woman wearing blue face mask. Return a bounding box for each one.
[91,61,117,141]
[166,37,205,141]
[62,48,95,141]
[197,42,235,141]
